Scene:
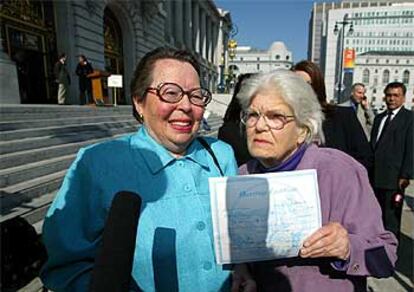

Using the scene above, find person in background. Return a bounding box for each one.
[218,73,255,166]
[370,82,413,239]
[340,83,374,140]
[54,53,70,105]
[41,47,245,291]
[232,69,397,292]
[75,55,94,105]
[292,60,373,173]
[201,109,212,131]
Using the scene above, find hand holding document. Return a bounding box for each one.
[209,169,321,264]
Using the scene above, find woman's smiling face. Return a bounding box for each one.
[134,59,204,157]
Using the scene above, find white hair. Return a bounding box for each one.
[236,69,324,144]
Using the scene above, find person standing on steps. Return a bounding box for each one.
[54,53,70,105]
[75,55,94,105]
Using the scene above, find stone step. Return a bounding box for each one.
[0,170,66,219]
[0,132,133,170]
[0,118,136,141]
[0,124,138,155]
[0,191,56,224]
[0,154,75,188]
[0,105,132,121]
[0,115,136,132]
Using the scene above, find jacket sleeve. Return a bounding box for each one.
[40,149,105,291]
[329,163,398,277]
[54,63,61,81]
[399,111,413,179]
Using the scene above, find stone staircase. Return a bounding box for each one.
[0,104,224,232]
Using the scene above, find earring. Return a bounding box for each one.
[138,113,144,121]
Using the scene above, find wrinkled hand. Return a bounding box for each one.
[300,222,350,260]
[398,178,410,190]
[231,264,257,292]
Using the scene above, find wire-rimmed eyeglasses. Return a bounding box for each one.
[240,109,295,130]
[145,82,212,107]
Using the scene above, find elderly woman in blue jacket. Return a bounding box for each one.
[41,47,241,291]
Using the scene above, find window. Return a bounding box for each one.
[257,57,260,61]
[363,69,370,84]
[403,70,410,84]
[286,55,290,60]
[257,64,260,70]
[275,55,280,60]
[382,69,390,84]
[240,57,244,61]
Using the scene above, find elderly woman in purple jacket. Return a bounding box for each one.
[231,70,397,292]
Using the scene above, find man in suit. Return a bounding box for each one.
[340,83,374,140]
[54,53,71,105]
[371,82,413,238]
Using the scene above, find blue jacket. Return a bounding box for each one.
[41,126,238,291]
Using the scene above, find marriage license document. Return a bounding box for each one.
[209,169,322,264]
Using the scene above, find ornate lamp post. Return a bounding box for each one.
[226,24,238,93]
[333,14,354,103]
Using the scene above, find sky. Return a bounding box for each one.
[215,0,338,62]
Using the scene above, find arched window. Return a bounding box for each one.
[362,69,370,84]
[403,70,410,84]
[382,69,390,84]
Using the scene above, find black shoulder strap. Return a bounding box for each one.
[197,137,224,176]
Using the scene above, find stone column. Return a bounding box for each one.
[200,9,206,59]
[184,0,192,50]
[206,17,211,63]
[192,2,200,53]
[212,22,218,64]
[165,1,174,44]
[174,0,184,48]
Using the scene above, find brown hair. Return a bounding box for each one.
[291,60,332,112]
[223,73,255,122]
[130,47,201,122]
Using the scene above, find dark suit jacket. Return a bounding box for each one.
[370,107,413,190]
[323,106,373,172]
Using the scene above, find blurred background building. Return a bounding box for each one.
[0,0,233,105]
[308,0,414,109]
[228,41,293,79]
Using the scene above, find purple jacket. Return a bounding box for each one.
[239,144,398,292]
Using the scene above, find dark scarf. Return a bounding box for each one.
[258,143,308,173]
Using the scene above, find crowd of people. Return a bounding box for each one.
[41,47,412,291]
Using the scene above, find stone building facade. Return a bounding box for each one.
[0,0,232,105]
[353,51,414,111]
[323,3,414,104]
[228,41,293,77]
